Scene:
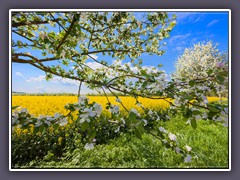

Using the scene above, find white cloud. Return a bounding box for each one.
[51,76,79,86]
[27,75,45,82]
[26,75,79,86]
[86,61,104,70]
[169,33,191,44]
[207,20,219,27]
[174,46,184,52]
[170,12,205,24]
[15,72,24,77]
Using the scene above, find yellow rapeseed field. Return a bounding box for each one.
[12,96,224,117]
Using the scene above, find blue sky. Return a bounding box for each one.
[12,11,229,94]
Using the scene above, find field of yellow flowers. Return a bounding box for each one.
[12,96,223,117]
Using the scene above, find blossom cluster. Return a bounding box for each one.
[159,126,194,163]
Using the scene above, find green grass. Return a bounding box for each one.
[17,115,228,169]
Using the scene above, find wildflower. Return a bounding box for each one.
[168,132,177,141]
[195,115,201,121]
[110,105,120,114]
[54,113,61,119]
[185,145,192,152]
[80,117,90,123]
[44,121,50,125]
[184,154,192,163]
[142,119,148,126]
[148,110,153,116]
[84,143,94,150]
[130,108,140,116]
[59,117,68,126]
[114,126,120,133]
[12,114,19,125]
[20,108,28,113]
[162,139,168,144]
[175,147,181,153]
[159,126,167,133]
[35,120,42,127]
[46,116,54,122]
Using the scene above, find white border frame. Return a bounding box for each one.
[9,9,231,171]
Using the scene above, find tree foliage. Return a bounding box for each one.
[12,12,176,97]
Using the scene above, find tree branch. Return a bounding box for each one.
[56,14,78,51]
[49,13,67,32]
[12,18,62,28]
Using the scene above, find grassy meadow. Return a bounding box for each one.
[11,95,229,169]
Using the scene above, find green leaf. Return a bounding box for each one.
[207,105,219,112]
[39,125,45,133]
[81,121,89,131]
[140,69,147,76]
[129,112,137,121]
[217,75,225,83]
[89,130,96,139]
[33,127,39,134]
[12,106,20,110]
[189,80,195,87]
[134,126,144,140]
[207,69,213,75]
[53,124,60,131]
[190,118,197,129]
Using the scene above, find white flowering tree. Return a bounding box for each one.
[11,12,228,162]
[172,41,228,97]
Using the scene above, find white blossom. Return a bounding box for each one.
[184,154,192,163]
[39,31,47,39]
[93,103,102,117]
[84,143,94,150]
[35,120,42,127]
[159,126,167,133]
[80,118,90,123]
[78,96,89,105]
[59,117,68,126]
[175,147,181,153]
[130,108,140,116]
[195,115,202,121]
[110,105,120,114]
[168,132,177,141]
[185,145,192,152]
[142,119,148,126]
[114,126,120,133]
[54,113,61,119]
[83,108,96,117]
[148,110,153,116]
[121,118,126,125]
